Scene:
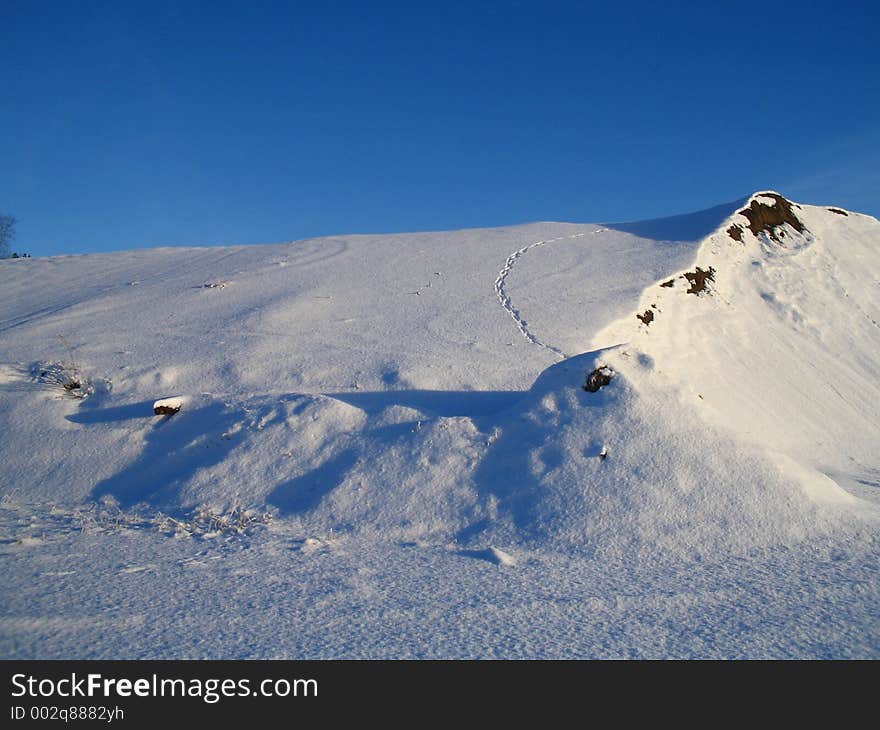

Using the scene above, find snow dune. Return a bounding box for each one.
[1,193,878,658]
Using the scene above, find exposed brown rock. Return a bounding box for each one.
[828,207,848,216]
[584,366,614,393]
[727,224,743,241]
[153,404,181,416]
[637,309,654,326]
[683,266,715,295]
[660,279,675,288]
[739,193,804,242]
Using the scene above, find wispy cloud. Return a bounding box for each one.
[781,129,880,215]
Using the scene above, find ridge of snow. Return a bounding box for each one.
[591,192,880,506]
[2,196,879,658]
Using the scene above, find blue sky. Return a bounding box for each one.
[3,1,878,256]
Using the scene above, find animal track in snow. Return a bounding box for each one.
[494,228,606,358]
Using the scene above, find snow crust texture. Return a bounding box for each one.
[1,194,878,658]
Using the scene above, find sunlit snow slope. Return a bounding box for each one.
[1,195,877,542]
[467,193,880,559]
[1,194,879,658]
[0,216,708,507]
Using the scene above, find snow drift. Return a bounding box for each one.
[466,193,880,557]
[1,195,878,560]
[3,193,880,659]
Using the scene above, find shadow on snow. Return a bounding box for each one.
[604,197,748,242]
[322,389,523,418]
[73,352,612,526]
[85,401,243,511]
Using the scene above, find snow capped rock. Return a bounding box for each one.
[152,396,186,416]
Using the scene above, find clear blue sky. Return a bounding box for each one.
[3,1,878,256]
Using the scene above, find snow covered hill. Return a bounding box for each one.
[1,194,878,658]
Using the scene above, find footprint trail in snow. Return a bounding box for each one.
[494,228,606,359]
